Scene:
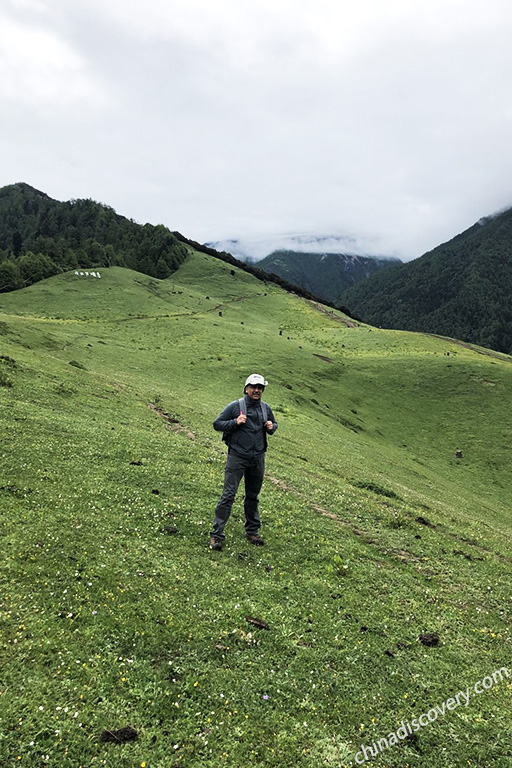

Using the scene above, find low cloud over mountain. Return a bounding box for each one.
[206,233,399,263]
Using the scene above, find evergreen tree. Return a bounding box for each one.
[0,259,23,292]
[156,257,170,279]
[17,252,59,285]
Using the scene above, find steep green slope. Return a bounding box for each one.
[1,252,511,767]
[341,207,512,355]
[257,249,400,305]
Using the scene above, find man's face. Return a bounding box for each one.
[246,384,264,400]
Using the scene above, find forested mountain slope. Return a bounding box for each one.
[257,249,400,304]
[341,207,512,354]
[0,182,188,290]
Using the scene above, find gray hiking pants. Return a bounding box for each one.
[210,451,265,540]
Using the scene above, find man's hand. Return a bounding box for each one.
[237,413,247,425]
[264,420,273,432]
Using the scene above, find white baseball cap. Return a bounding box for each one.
[244,373,268,387]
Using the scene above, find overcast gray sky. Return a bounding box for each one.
[3,0,512,260]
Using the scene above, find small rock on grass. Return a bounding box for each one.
[419,632,440,647]
[246,616,269,630]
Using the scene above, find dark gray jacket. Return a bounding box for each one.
[213,394,278,458]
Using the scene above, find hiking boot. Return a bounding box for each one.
[209,536,223,551]
[245,533,264,546]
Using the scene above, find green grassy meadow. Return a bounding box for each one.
[1,251,511,767]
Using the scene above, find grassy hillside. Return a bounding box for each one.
[1,250,511,767]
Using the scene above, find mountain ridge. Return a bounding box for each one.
[340,206,512,354]
[257,249,401,305]
[0,183,357,317]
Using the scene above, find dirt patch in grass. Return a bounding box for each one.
[350,479,400,499]
[100,726,138,743]
[147,402,195,439]
[267,475,290,491]
[416,515,435,527]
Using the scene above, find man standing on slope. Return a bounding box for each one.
[209,373,278,551]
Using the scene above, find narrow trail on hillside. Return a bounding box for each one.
[266,475,512,566]
[208,293,265,313]
[266,474,370,540]
[305,299,359,327]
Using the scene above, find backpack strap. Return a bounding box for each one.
[238,396,269,423]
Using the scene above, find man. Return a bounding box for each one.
[209,373,278,551]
